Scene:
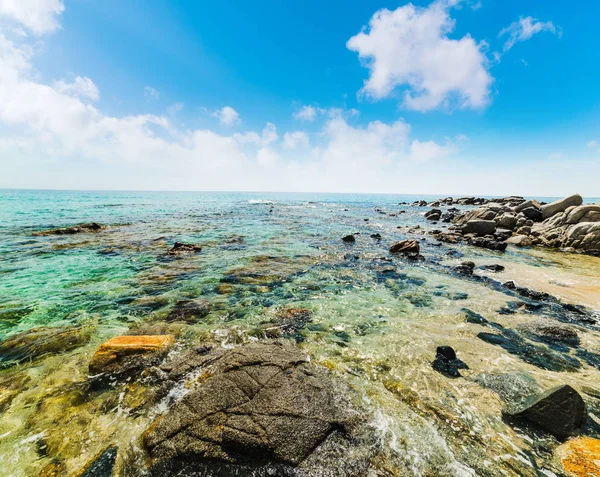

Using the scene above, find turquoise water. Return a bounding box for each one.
[1,189,600,476]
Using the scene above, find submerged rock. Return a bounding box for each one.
[517,320,580,347]
[475,372,542,409]
[89,335,175,376]
[389,239,419,254]
[557,436,600,477]
[0,326,91,367]
[258,308,313,341]
[168,242,203,255]
[431,345,469,378]
[504,385,587,440]
[143,341,368,474]
[166,299,212,323]
[32,222,106,236]
[76,445,118,477]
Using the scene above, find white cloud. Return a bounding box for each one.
[283,131,310,150]
[0,0,64,35]
[499,17,558,52]
[167,102,184,115]
[144,86,160,99]
[347,0,492,112]
[234,122,277,147]
[293,105,321,122]
[586,140,597,150]
[53,76,99,101]
[256,147,278,168]
[213,106,240,126]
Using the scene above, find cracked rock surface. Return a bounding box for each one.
[143,341,368,475]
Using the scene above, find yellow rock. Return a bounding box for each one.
[558,436,600,477]
[89,335,175,374]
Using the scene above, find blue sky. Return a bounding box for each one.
[1,0,599,195]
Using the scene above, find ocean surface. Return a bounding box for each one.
[1,189,600,476]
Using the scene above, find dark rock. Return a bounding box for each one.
[518,320,580,347]
[453,261,475,275]
[505,385,587,440]
[431,346,469,378]
[168,242,203,255]
[481,264,505,272]
[389,240,419,254]
[370,233,382,240]
[259,308,313,341]
[166,299,212,323]
[144,342,368,473]
[0,326,91,367]
[78,445,118,477]
[425,209,442,221]
[341,234,356,243]
[467,237,507,252]
[521,207,543,221]
[32,222,106,236]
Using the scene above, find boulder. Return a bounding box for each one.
[563,205,600,224]
[143,342,365,473]
[168,242,202,255]
[557,436,600,477]
[461,220,496,236]
[166,299,212,323]
[504,385,586,440]
[541,194,583,220]
[0,326,91,367]
[425,208,442,221]
[389,240,419,254]
[506,235,533,247]
[514,200,541,213]
[89,335,175,376]
[497,213,518,230]
[521,207,543,221]
[341,234,356,243]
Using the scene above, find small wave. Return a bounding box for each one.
[248,199,275,204]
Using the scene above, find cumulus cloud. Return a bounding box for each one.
[283,131,310,150]
[53,76,99,101]
[347,0,492,112]
[293,105,322,122]
[213,106,240,126]
[0,0,64,35]
[499,16,559,52]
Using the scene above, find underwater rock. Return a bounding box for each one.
[557,436,600,477]
[88,335,175,376]
[76,445,118,477]
[258,308,313,341]
[168,242,203,255]
[0,326,91,367]
[143,341,365,474]
[517,319,580,347]
[389,239,419,254]
[505,385,587,440]
[431,345,469,378]
[341,234,356,243]
[32,222,106,236]
[475,372,542,409]
[166,299,212,323]
[481,264,505,272]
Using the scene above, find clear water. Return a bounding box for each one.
[1,189,599,476]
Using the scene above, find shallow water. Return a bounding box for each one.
[1,190,600,476]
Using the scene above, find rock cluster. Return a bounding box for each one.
[32,222,107,236]
[430,193,600,255]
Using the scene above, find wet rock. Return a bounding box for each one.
[431,346,469,378]
[166,299,212,323]
[541,194,583,220]
[89,335,176,376]
[258,308,313,341]
[505,385,587,440]
[168,242,202,255]
[341,234,356,243]
[389,240,419,254]
[461,220,496,236]
[453,261,475,275]
[475,372,542,409]
[143,342,366,473]
[506,235,533,247]
[467,237,508,252]
[0,326,91,367]
[557,436,600,477]
[517,320,580,347]
[370,233,382,240]
[481,264,505,272]
[33,222,106,236]
[76,445,118,477]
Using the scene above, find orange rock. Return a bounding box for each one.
[89,335,175,374]
[558,436,600,477]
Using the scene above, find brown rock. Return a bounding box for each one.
[33,222,106,236]
[89,335,175,375]
[557,436,600,477]
[389,240,420,254]
[506,235,533,247]
[168,242,202,255]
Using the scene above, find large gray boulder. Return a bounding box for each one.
[541,194,583,220]
[461,220,496,236]
[143,342,372,475]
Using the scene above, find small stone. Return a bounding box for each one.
[431,346,468,378]
[342,234,356,243]
[389,240,419,254]
[168,242,202,255]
